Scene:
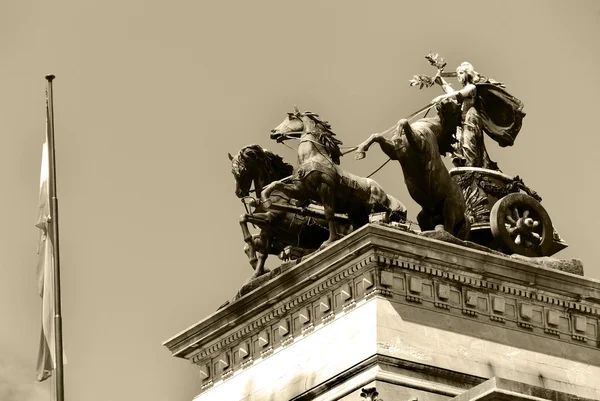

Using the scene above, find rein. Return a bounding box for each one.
[273,102,435,178]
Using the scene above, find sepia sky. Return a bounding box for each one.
[1,1,599,400]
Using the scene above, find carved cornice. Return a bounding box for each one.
[191,261,380,390]
[374,250,599,345]
[191,255,373,363]
[188,255,599,390]
[163,234,377,358]
[163,224,600,392]
[375,250,600,316]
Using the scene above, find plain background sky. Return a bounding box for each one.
[1,1,599,400]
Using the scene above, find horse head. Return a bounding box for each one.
[271,107,343,164]
[270,106,306,142]
[229,149,253,198]
[229,144,293,198]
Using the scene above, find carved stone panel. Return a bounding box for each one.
[356,271,375,297]
[292,307,312,335]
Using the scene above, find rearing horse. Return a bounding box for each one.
[264,107,407,248]
[355,100,469,239]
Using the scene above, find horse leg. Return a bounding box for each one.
[253,229,271,279]
[239,214,258,269]
[261,181,280,202]
[416,209,435,232]
[457,214,471,240]
[355,133,380,159]
[318,182,338,248]
[355,133,398,161]
[241,211,278,275]
[244,242,258,268]
[441,201,457,234]
[442,197,467,238]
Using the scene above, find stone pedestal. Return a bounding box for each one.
[163,224,600,401]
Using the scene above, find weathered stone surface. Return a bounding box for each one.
[510,254,584,276]
[420,229,584,275]
[235,259,301,299]
[419,229,505,255]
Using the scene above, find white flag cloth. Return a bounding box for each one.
[36,139,55,382]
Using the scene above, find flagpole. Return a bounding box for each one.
[45,74,65,401]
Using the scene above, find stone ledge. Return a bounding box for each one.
[451,377,599,401]
[509,254,584,276]
[163,224,600,362]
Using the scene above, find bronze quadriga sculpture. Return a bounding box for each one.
[450,167,567,257]
[230,53,570,281]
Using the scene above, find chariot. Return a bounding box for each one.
[450,167,567,257]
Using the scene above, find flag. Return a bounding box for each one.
[36,137,55,382]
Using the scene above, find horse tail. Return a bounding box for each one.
[367,181,385,211]
[386,194,408,215]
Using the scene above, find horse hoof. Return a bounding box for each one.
[355,151,366,160]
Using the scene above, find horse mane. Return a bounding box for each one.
[303,112,344,165]
[241,144,293,181]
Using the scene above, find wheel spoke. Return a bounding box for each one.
[523,209,530,218]
[513,208,520,219]
[515,234,522,245]
[506,214,516,224]
[507,226,518,236]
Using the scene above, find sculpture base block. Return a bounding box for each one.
[164,224,600,401]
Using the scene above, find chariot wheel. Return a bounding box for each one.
[490,193,553,257]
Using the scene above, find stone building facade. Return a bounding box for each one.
[164,224,600,401]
